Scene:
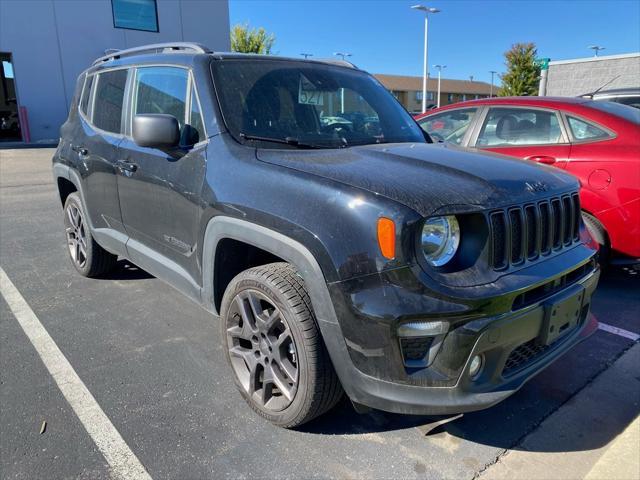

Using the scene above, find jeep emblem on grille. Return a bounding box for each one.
[525,181,548,193]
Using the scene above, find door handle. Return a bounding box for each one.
[527,155,557,165]
[72,145,88,156]
[116,160,138,173]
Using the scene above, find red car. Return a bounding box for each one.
[415,97,640,265]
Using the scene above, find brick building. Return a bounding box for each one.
[545,52,640,97]
[374,74,493,113]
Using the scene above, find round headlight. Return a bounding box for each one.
[421,215,460,266]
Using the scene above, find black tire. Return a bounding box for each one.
[220,262,343,428]
[63,192,117,277]
[582,211,610,264]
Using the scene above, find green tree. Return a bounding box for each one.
[499,43,540,96]
[230,23,275,54]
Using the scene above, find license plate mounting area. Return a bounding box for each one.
[539,283,585,346]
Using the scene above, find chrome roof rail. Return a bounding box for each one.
[313,58,358,69]
[92,42,212,66]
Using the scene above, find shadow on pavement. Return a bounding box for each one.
[96,255,639,454]
[100,260,154,281]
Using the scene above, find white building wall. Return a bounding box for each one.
[0,0,230,142]
[546,53,640,97]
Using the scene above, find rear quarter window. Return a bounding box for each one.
[567,116,612,141]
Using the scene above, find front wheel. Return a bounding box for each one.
[220,262,343,427]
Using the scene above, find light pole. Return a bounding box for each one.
[588,45,605,56]
[489,70,497,97]
[333,52,352,61]
[300,53,313,59]
[434,64,446,108]
[411,5,440,113]
[334,52,352,113]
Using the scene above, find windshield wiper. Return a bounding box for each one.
[239,133,323,149]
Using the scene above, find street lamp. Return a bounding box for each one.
[300,53,313,59]
[588,45,605,57]
[489,70,498,97]
[434,64,446,108]
[334,52,353,113]
[411,5,440,113]
[333,52,352,61]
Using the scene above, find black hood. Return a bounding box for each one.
[257,142,579,216]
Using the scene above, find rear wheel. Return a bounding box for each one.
[582,211,609,264]
[220,262,343,427]
[63,193,117,277]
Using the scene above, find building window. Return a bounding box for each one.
[462,94,467,101]
[447,93,453,102]
[427,91,434,101]
[112,0,159,32]
[475,94,480,100]
[416,91,423,101]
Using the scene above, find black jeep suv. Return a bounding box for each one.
[53,43,600,427]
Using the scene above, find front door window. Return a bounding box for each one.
[418,108,478,144]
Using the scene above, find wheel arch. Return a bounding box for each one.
[52,164,94,228]
[200,216,364,401]
[201,216,339,327]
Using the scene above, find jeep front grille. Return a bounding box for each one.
[489,193,580,270]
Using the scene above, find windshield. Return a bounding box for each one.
[588,100,640,124]
[211,59,427,148]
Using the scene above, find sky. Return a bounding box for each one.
[229,0,640,85]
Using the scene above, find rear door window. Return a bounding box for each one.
[476,107,563,146]
[92,69,128,134]
[418,108,478,144]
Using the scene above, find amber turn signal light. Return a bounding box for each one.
[377,217,396,259]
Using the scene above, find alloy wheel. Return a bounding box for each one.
[225,289,299,412]
[65,203,87,268]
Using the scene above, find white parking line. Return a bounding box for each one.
[598,322,640,341]
[0,267,152,480]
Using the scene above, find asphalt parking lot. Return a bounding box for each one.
[1,148,639,480]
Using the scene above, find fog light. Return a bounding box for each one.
[469,354,484,379]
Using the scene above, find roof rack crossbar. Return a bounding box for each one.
[92,42,211,66]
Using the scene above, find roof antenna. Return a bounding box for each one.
[585,75,621,98]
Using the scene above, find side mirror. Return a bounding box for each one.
[132,114,180,149]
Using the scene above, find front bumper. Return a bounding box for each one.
[322,254,600,415]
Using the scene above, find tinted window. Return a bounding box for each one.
[567,116,611,141]
[589,100,640,123]
[134,67,188,127]
[211,59,425,149]
[477,108,563,146]
[93,69,128,134]
[419,108,477,145]
[111,0,158,32]
[613,97,640,110]
[80,75,94,116]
